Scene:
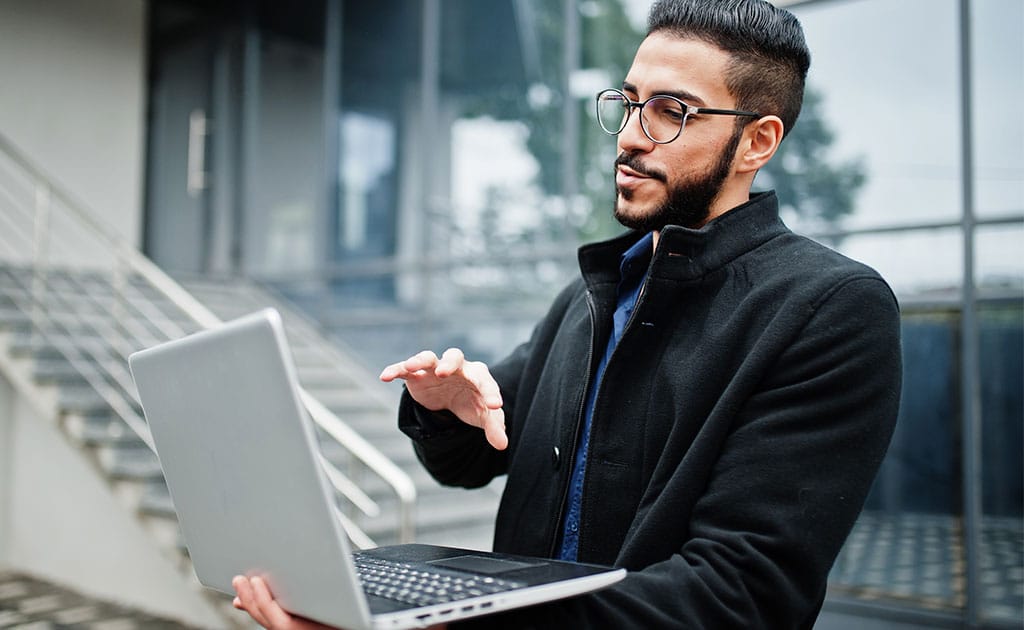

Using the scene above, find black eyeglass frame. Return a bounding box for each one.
[596,88,761,145]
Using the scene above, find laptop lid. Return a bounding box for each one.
[129,309,374,629]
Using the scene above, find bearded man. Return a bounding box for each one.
[235,0,901,627]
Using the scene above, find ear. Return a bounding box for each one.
[735,115,784,175]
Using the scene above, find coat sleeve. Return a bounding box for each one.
[453,275,902,629]
[398,280,585,490]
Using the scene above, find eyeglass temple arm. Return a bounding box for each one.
[694,106,761,118]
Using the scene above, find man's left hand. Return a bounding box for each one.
[232,576,448,630]
[232,575,336,630]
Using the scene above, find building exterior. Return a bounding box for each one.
[0,0,1020,627]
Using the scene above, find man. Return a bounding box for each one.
[234,0,901,627]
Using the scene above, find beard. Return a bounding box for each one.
[613,128,743,231]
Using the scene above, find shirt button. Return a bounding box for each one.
[552,446,560,469]
[570,521,578,533]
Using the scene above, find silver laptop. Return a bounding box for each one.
[128,308,625,630]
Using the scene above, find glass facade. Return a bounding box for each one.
[143,0,1023,626]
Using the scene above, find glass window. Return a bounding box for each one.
[433,0,572,362]
[442,0,563,249]
[784,0,961,232]
[971,0,1024,219]
[578,0,649,240]
[338,112,397,258]
[831,228,963,298]
[248,25,326,275]
[976,223,1024,294]
[978,300,1024,624]
[977,223,1024,624]
[329,0,420,311]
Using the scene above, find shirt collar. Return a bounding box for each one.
[620,231,654,281]
[579,191,787,285]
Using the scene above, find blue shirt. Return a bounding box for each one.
[556,232,653,561]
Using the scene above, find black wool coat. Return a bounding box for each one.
[399,191,902,629]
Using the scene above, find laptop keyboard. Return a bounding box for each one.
[354,554,526,607]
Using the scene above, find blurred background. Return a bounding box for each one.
[0,0,1020,628]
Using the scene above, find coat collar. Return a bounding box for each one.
[578,191,788,286]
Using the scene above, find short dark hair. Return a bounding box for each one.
[647,0,811,138]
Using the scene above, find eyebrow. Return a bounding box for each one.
[622,81,707,107]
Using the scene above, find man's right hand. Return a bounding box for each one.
[379,348,508,450]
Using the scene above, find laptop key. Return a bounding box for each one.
[353,554,525,607]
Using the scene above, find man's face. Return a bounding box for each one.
[613,33,745,231]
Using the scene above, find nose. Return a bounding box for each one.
[617,105,655,154]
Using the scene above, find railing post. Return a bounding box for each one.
[111,242,130,335]
[31,182,51,344]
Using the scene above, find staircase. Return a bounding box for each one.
[0,131,500,628]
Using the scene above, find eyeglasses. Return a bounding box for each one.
[596,88,761,144]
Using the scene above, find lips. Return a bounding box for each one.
[614,163,663,190]
[616,164,653,190]
[615,153,665,189]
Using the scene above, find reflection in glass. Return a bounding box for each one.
[249,30,325,275]
[831,308,964,612]
[976,225,1024,624]
[756,86,866,234]
[976,224,1024,296]
[792,0,961,230]
[339,112,396,255]
[830,228,962,297]
[971,0,1024,219]
[978,301,1024,624]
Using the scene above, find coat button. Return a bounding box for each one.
[552,446,560,469]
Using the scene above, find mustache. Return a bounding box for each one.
[615,152,667,183]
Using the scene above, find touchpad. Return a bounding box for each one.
[428,555,542,575]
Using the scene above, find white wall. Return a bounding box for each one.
[0,368,13,564]
[0,367,227,628]
[0,0,147,248]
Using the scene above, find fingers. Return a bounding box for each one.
[379,348,473,384]
[435,347,465,378]
[233,575,309,630]
[379,350,439,382]
[435,349,503,409]
[466,361,503,410]
[482,406,508,451]
[233,575,271,628]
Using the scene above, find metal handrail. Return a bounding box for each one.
[0,129,416,546]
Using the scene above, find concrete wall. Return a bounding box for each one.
[0,0,147,249]
[0,366,226,628]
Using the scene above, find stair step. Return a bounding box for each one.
[137,481,177,519]
[7,332,122,362]
[65,412,147,448]
[0,305,30,330]
[58,385,141,416]
[364,486,500,539]
[95,443,164,480]
[33,356,127,385]
[58,386,113,415]
[295,366,368,391]
[303,389,384,412]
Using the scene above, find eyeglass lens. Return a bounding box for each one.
[597,91,686,143]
